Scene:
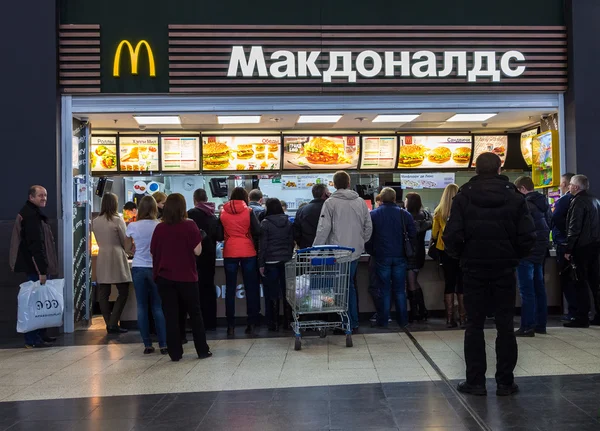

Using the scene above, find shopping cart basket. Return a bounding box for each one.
[285,245,355,351]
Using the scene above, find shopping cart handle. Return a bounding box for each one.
[297,245,356,253]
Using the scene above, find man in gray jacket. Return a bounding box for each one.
[314,171,373,331]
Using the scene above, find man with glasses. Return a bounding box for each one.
[564,175,600,328]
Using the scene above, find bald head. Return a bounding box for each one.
[28,185,47,208]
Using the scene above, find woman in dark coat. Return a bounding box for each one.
[405,192,432,322]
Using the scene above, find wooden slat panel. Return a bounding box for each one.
[59,47,101,54]
[59,56,101,62]
[59,63,101,70]
[62,87,102,93]
[60,71,101,77]
[168,47,568,54]
[169,39,566,46]
[59,32,100,38]
[168,24,566,31]
[169,85,568,93]
[59,39,101,46]
[59,24,100,30]
[60,80,101,85]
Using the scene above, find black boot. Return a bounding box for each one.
[268,300,279,332]
[407,291,417,323]
[414,288,428,322]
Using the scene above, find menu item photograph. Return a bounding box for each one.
[161,136,200,171]
[472,135,508,167]
[532,130,559,188]
[202,136,281,171]
[397,136,472,169]
[360,136,398,169]
[119,137,159,172]
[90,137,118,171]
[520,128,538,167]
[283,136,359,170]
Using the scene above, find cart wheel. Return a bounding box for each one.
[319,328,327,338]
[346,334,353,348]
[294,337,302,351]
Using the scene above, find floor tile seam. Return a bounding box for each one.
[549,385,600,424]
[402,328,491,431]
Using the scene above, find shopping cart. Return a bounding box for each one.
[285,245,355,351]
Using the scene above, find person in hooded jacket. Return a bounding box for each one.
[443,153,536,397]
[314,171,373,331]
[188,188,219,331]
[259,198,295,331]
[514,176,551,337]
[217,187,261,336]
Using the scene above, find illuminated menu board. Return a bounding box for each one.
[90,136,117,172]
[520,129,538,167]
[532,130,560,188]
[119,137,159,172]
[472,135,508,168]
[161,137,200,171]
[397,136,472,169]
[283,136,359,170]
[202,136,281,171]
[360,136,398,169]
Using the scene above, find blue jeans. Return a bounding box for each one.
[224,257,261,326]
[517,261,548,331]
[375,257,408,327]
[132,267,167,348]
[344,260,359,329]
[24,273,49,345]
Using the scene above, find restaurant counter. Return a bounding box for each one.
[92,252,563,327]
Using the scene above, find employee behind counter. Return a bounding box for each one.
[95,170,563,337]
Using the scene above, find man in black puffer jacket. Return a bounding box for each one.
[443,153,535,397]
[564,174,600,328]
[514,176,551,337]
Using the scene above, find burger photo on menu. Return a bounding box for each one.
[236,144,254,160]
[283,136,359,169]
[398,145,425,168]
[398,136,473,169]
[203,142,231,170]
[472,135,508,167]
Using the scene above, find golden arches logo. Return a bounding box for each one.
[113,40,156,78]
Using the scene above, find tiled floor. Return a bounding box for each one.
[2,325,600,430]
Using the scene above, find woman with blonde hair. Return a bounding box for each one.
[431,183,465,328]
[152,191,167,219]
[92,192,132,334]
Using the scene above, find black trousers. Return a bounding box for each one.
[573,245,600,322]
[157,277,209,360]
[97,283,130,327]
[463,270,517,386]
[440,251,463,294]
[198,264,217,330]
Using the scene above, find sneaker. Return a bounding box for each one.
[561,314,575,322]
[160,348,168,355]
[496,383,519,396]
[514,328,535,337]
[457,381,487,396]
[25,342,53,349]
[369,313,378,323]
[143,346,155,355]
[564,320,590,328]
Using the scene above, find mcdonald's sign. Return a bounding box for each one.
[113,40,156,78]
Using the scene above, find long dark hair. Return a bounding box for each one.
[229,187,249,204]
[265,198,284,216]
[162,193,187,225]
[405,192,423,215]
[100,193,118,220]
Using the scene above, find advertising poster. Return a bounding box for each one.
[202,136,281,171]
[520,129,538,167]
[397,136,472,169]
[281,174,335,190]
[283,136,359,170]
[161,136,200,171]
[90,136,118,172]
[360,136,398,169]
[119,136,159,172]
[472,135,508,167]
[400,173,456,189]
[532,131,559,188]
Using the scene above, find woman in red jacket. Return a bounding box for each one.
[218,187,261,337]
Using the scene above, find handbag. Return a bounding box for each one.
[402,214,416,259]
[16,279,64,333]
[428,238,439,260]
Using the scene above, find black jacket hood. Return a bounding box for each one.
[526,191,549,214]
[461,175,516,209]
[265,213,290,228]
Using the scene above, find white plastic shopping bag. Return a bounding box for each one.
[16,279,64,333]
